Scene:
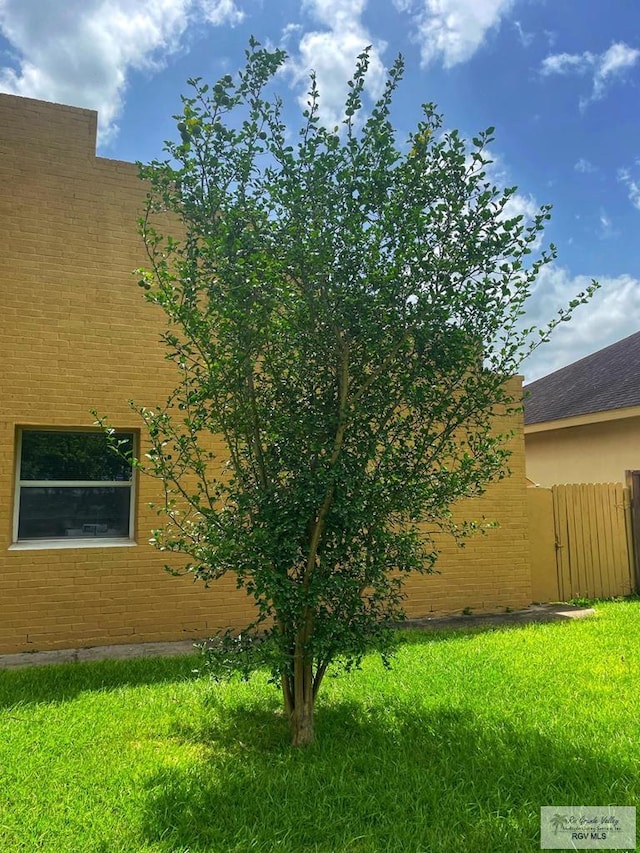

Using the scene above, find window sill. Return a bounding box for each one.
[9,538,138,551]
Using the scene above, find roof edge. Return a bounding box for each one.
[524,404,640,434]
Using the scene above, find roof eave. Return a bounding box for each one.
[525,404,640,434]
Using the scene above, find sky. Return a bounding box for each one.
[0,0,638,383]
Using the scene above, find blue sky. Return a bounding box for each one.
[1,0,638,382]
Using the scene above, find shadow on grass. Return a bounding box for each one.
[0,654,203,709]
[0,615,582,710]
[396,611,590,647]
[139,695,636,853]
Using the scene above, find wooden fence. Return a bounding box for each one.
[528,481,636,602]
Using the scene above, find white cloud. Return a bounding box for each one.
[540,51,593,76]
[540,41,639,108]
[599,208,614,237]
[394,0,515,68]
[574,157,596,173]
[618,166,640,210]
[459,142,638,384]
[288,0,386,128]
[523,266,640,382]
[470,147,542,241]
[281,22,302,45]
[302,0,368,29]
[594,42,640,98]
[513,20,533,49]
[0,0,244,146]
[200,0,244,26]
[502,190,538,224]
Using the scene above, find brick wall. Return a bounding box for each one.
[0,94,531,654]
[403,380,531,618]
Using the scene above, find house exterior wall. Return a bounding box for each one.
[0,93,532,655]
[403,387,531,618]
[525,415,640,486]
[0,94,258,655]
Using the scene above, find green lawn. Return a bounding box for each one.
[1,601,639,852]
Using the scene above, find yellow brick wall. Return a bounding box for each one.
[402,378,531,618]
[0,94,531,654]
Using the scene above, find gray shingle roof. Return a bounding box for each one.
[524,330,640,425]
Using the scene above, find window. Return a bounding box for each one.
[14,429,134,543]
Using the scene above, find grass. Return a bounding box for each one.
[1,602,639,852]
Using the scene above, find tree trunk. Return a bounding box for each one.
[289,694,315,747]
[284,653,316,747]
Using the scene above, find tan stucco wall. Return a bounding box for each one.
[0,93,532,654]
[525,416,640,486]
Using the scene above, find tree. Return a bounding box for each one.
[130,40,594,746]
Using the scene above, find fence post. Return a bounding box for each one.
[624,470,640,593]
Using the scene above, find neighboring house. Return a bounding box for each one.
[524,331,640,486]
[0,93,532,655]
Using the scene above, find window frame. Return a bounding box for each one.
[12,427,137,549]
